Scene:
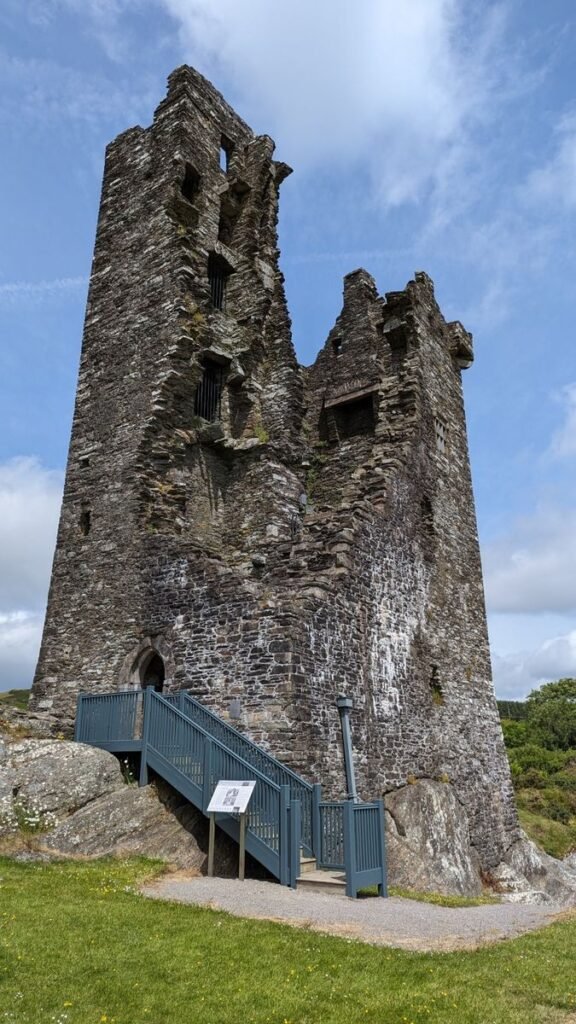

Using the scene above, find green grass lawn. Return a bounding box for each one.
[1,858,576,1024]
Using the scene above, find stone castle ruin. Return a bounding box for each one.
[31,66,522,883]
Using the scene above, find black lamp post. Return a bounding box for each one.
[337,694,358,801]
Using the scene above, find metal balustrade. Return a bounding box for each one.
[75,690,141,749]
[343,800,387,898]
[168,692,317,856]
[75,688,386,897]
[318,802,345,869]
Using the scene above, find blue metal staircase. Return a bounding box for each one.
[75,687,387,898]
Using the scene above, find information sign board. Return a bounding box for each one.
[207,780,256,815]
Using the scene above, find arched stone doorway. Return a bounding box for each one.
[139,651,165,692]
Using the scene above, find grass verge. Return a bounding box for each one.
[387,887,500,908]
[0,688,30,711]
[1,857,576,1024]
[358,884,498,907]
[518,806,576,860]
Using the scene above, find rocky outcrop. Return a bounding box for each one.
[492,833,576,905]
[564,852,576,873]
[41,779,238,873]
[0,738,123,833]
[0,735,244,875]
[0,768,15,833]
[383,780,576,904]
[384,780,483,895]
[0,706,56,738]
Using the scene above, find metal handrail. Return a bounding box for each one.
[74,689,386,896]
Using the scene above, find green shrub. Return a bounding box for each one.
[501,718,529,747]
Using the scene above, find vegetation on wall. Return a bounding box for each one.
[0,688,30,711]
[498,678,576,858]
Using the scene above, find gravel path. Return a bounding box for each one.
[142,876,566,951]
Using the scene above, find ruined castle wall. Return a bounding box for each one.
[288,272,518,866]
[32,67,306,728]
[31,67,518,870]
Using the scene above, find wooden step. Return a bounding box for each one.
[299,856,317,874]
[296,869,346,895]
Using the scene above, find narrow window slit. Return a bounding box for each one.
[430,666,444,706]
[219,136,234,173]
[79,509,91,536]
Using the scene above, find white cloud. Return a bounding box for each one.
[0,611,44,692]
[0,458,63,613]
[20,0,141,60]
[484,504,576,614]
[485,386,576,615]
[0,49,151,129]
[485,385,576,694]
[0,459,63,692]
[160,0,509,208]
[0,276,87,309]
[492,630,576,699]
[526,110,576,209]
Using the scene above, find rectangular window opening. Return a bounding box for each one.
[332,395,375,439]
[79,509,91,536]
[434,418,447,453]
[194,360,224,422]
[219,136,234,173]
[208,253,232,311]
[181,163,200,203]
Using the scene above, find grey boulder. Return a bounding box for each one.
[2,739,123,824]
[385,779,483,896]
[0,769,17,834]
[494,833,576,905]
[42,782,236,873]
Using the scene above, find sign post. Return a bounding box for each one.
[207,812,216,877]
[239,812,247,881]
[207,780,256,881]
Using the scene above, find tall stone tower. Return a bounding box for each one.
[32,67,518,873]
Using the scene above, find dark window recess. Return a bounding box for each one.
[79,456,90,468]
[332,336,343,357]
[141,652,165,692]
[430,666,444,706]
[208,253,232,311]
[218,181,250,245]
[333,395,375,438]
[79,509,91,536]
[194,360,224,422]
[421,496,434,536]
[181,163,200,203]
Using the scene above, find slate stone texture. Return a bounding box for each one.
[30,66,519,874]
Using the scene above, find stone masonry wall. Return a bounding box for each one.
[31,66,519,872]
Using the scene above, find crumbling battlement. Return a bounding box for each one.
[31,66,518,872]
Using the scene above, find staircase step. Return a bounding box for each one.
[299,856,317,874]
[296,869,346,895]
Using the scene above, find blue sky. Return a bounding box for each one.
[1,0,575,697]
